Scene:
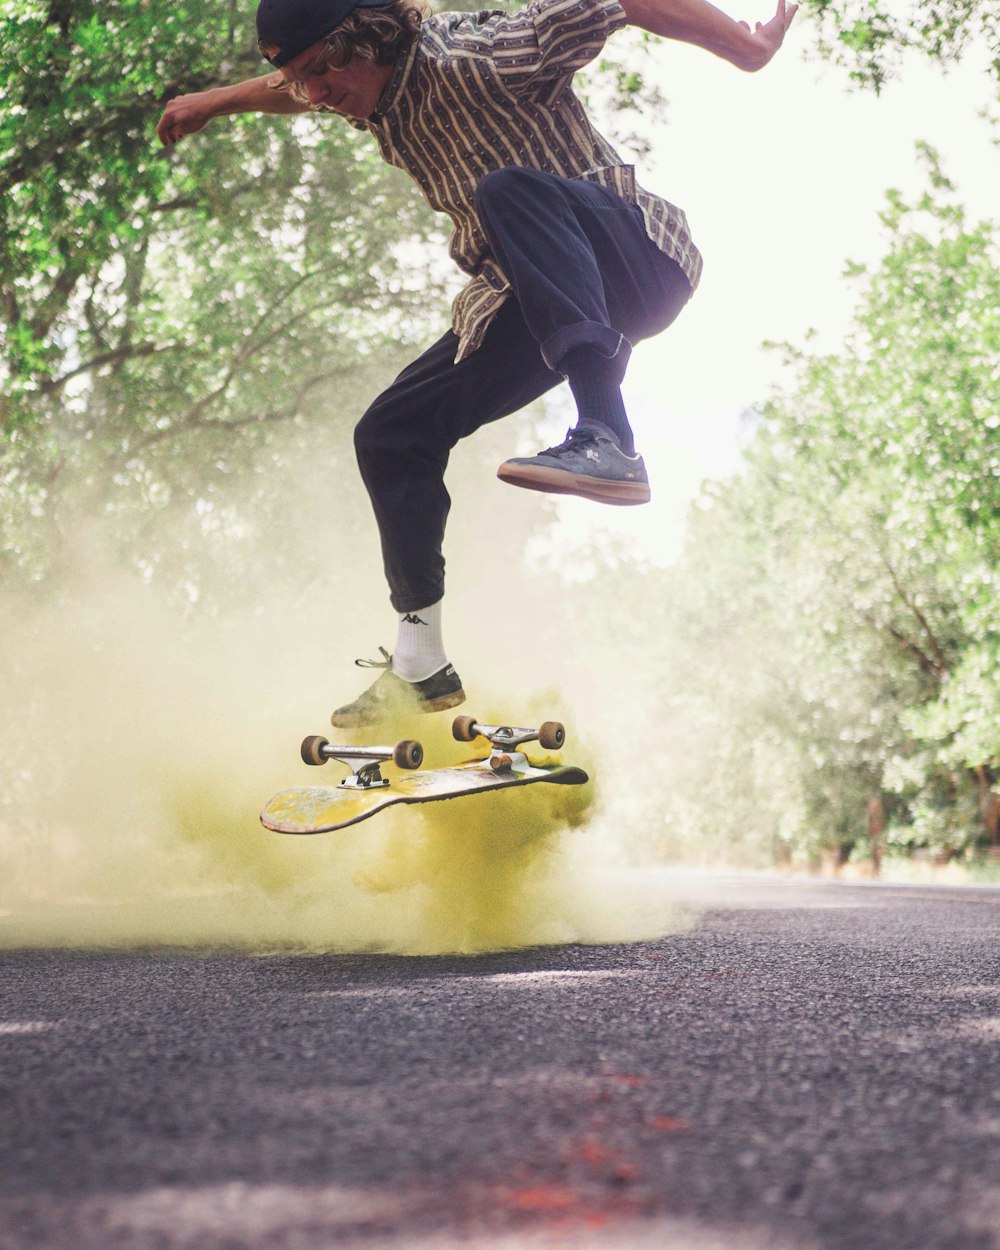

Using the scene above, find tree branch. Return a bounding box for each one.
[28,254,90,339]
[0,60,259,197]
[39,343,177,396]
[151,179,263,216]
[175,271,324,426]
[124,366,349,457]
[878,549,950,676]
[83,290,111,354]
[0,279,20,329]
[867,614,940,679]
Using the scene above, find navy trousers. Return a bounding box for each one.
[354,167,693,612]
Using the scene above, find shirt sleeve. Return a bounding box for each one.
[452,0,627,90]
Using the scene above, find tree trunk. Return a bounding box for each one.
[867,795,885,875]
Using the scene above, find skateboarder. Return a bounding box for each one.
[156,0,797,726]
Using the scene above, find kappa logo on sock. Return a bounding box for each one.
[402,613,428,626]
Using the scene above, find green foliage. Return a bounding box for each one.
[590,31,668,160]
[626,150,1000,866]
[0,0,450,599]
[0,0,667,602]
[801,0,1000,92]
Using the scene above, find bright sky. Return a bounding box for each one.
[538,29,998,565]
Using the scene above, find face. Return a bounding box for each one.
[280,40,394,120]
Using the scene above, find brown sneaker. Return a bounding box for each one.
[330,648,466,729]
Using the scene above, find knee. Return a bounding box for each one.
[473,166,536,217]
[354,401,392,469]
[354,396,432,472]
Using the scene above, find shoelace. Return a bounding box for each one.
[355,646,392,670]
[542,426,602,456]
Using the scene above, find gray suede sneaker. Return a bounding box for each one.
[331,647,465,729]
[497,423,650,506]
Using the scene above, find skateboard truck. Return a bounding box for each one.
[451,717,566,775]
[262,717,587,834]
[299,736,424,790]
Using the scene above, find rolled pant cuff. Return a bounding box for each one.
[540,321,632,381]
[390,589,444,614]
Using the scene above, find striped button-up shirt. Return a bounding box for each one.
[343,0,703,361]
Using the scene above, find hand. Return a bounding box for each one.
[735,0,798,71]
[155,92,218,147]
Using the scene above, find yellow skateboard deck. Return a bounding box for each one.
[260,716,588,835]
[260,757,588,834]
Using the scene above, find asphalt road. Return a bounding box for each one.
[2,874,999,1250]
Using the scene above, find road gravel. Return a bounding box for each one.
[2,873,999,1249]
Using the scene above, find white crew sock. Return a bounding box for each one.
[392,599,448,682]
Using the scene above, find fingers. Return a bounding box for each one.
[740,0,798,69]
[156,123,182,147]
[155,103,179,147]
[761,0,798,41]
[155,100,197,148]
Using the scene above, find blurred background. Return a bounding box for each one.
[1,0,998,953]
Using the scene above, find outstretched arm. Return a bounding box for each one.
[619,0,797,71]
[156,74,310,147]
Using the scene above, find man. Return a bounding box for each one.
[157,0,796,726]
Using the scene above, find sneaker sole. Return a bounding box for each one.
[497,462,650,506]
[421,688,467,714]
[330,686,466,729]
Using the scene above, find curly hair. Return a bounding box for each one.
[274,0,427,101]
[323,0,427,66]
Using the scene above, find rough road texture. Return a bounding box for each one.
[2,874,999,1249]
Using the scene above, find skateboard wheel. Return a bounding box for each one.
[452,715,479,742]
[538,721,565,751]
[301,735,329,766]
[393,739,424,770]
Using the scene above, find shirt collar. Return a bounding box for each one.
[367,35,420,124]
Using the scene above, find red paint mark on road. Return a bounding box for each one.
[566,1137,641,1188]
[650,1115,693,1132]
[506,1181,636,1237]
[509,1184,579,1213]
[577,1139,613,1166]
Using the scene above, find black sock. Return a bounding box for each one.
[563,346,635,456]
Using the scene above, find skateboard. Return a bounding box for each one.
[260,716,589,835]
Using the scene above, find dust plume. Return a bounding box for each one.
[0,425,691,954]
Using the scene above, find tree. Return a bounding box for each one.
[0,0,668,602]
[0,0,450,597]
[801,0,1000,92]
[618,151,1000,868]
